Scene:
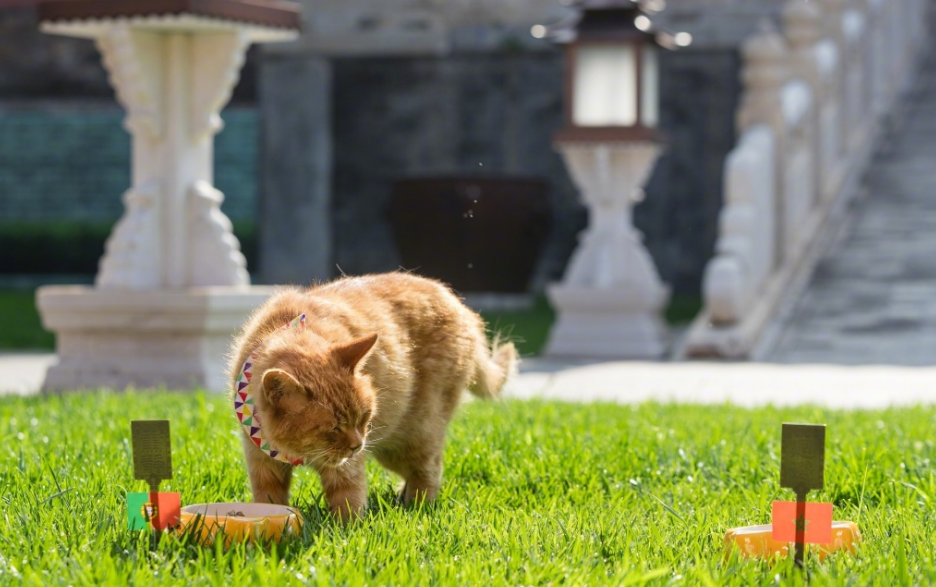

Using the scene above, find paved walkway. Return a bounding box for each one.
[770,49,936,365]
[0,353,56,396]
[509,358,936,408]
[5,352,936,408]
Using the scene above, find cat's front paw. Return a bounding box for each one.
[329,498,367,524]
[399,479,440,506]
[320,458,367,524]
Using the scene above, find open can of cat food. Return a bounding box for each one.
[177,503,302,546]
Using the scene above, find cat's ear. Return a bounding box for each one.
[332,333,378,373]
[260,368,303,404]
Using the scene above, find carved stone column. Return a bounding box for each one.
[544,142,669,359]
[35,0,299,392]
[92,27,253,290]
[784,1,824,207]
[736,27,790,266]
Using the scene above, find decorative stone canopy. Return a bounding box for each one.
[39,0,299,40]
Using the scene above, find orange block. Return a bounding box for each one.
[177,503,303,547]
[724,521,861,561]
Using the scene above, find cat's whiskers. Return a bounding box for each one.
[302,447,333,466]
[362,434,387,445]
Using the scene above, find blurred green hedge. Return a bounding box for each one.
[0,221,257,275]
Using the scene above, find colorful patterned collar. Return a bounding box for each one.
[233,313,306,467]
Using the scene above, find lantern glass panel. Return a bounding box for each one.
[572,43,637,126]
[641,45,659,127]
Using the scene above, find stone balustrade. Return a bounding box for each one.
[684,0,928,358]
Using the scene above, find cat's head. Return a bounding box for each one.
[252,332,379,468]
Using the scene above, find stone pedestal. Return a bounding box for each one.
[545,142,670,359]
[37,287,273,392]
[35,1,298,391]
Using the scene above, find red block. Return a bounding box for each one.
[150,492,181,531]
[772,501,833,544]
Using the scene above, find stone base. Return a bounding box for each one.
[36,285,275,392]
[544,285,669,359]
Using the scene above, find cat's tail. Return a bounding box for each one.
[468,335,519,400]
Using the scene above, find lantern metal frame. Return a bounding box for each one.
[550,0,665,144]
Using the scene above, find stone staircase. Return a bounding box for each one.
[681,0,930,359]
[769,47,936,365]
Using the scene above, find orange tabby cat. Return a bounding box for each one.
[229,272,518,521]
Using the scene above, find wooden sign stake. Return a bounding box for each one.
[131,420,172,544]
[780,423,826,568]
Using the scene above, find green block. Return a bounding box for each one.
[127,492,151,530]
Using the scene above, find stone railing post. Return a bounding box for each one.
[779,80,814,260]
[702,126,775,328]
[900,0,920,70]
[864,0,888,118]
[737,26,790,268]
[784,0,824,207]
[817,0,850,170]
[841,2,869,150]
[912,0,928,53]
[886,0,906,95]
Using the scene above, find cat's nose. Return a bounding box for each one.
[349,442,362,454]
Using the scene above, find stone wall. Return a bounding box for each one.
[0,105,259,223]
[329,51,578,287]
[0,7,108,99]
[317,46,741,294]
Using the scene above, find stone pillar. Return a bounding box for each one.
[35,3,298,392]
[784,2,823,94]
[736,27,789,267]
[884,0,904,99]
[91,28,252,290]
[544,142,669,359]
[840,2,869,150]
[816,0,850,177]
[784,1,824,208]
[258,54,333,284]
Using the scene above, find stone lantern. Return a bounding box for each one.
[541,0,687,359]
[35,0,299,391]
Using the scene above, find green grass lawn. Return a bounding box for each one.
[1,392,934,586]
[480,296,556,357]
[0,290,54,350]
